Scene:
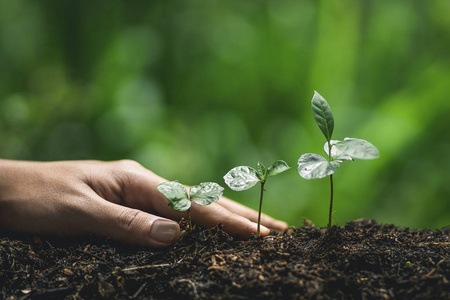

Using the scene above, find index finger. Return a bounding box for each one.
[189,201,270,239]
[215,196,288,231]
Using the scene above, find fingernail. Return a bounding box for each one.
[150,220,180,244]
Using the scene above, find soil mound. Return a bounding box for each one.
[1,219,449,299]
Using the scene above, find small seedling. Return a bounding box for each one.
[223,160,290,236]
[298,91,379,229]
[157,181,224,230]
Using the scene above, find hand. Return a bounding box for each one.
[0,159,288,247]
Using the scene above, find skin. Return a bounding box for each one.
[0,159,288,248]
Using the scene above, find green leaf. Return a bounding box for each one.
[190,182,224,206]
[334,138,379,160]
[266,160,290,179]
[311,91,334,142]
[157,181,191,212]
[256,162,266,180]
[223,166,260,191]
[324,140,353,161]
[297,153,340,179]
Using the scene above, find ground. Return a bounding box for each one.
[1,219,449,299]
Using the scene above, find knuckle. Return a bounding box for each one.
[111,159,143,188]
[118,209,142,230]
[115,159,142,169]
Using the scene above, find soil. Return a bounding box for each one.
[0,219,449,299]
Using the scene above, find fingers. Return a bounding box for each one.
[0,159,287,249]
[90,198,180,248]
[88,160,288,240]
[189,201,270,239]
[215,197,289,231]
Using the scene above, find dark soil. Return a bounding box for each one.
[1,219,449,299]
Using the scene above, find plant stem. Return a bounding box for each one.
[188,209,192,230]
[328,174,334,229]
[257,181,266,237]
[328,142,332,160]
[327,140,334,229]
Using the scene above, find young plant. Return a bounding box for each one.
[157,181,224,230]
[298,91,379,229]
[223,160,290,237]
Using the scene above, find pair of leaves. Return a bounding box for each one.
[298,138,379,179]
[223,160,290,191]
[298,91,379,180]
[157,181,224,212]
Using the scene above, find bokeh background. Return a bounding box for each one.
[1,1,450,229]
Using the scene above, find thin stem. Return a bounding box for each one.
[257,181,265,237]
[327,140,334,229]
[328,142,332,160]
[328,174,334,229]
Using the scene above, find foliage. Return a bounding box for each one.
[298,91,379,228]
[157,181,224,229]
[224,161,289,236]
[1,1,450,228]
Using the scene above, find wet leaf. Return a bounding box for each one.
[324,140,353,161]
[297,153,340,179]
[157,181,191,212]
[311,91,334,142]
[266,160,290,178]
[190,182,224,206]
[256,162,266,180]
[334,138,379,160]
[223,166,260,191]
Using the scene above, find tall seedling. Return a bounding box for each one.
[298,91,379,228]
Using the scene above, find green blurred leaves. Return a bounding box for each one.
[1,1,450,228]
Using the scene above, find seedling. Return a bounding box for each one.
[157,181,224,230]
[297,91,379,229]
[223,160,290,236]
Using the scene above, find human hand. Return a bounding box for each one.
[0,159,288,247]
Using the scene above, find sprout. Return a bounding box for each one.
[298,91,379,228]
[224,160,290,236]
[157,181,224,230]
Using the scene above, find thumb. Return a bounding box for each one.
[93,201,181,247]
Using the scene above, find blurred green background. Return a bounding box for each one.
[1,1,449,229]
